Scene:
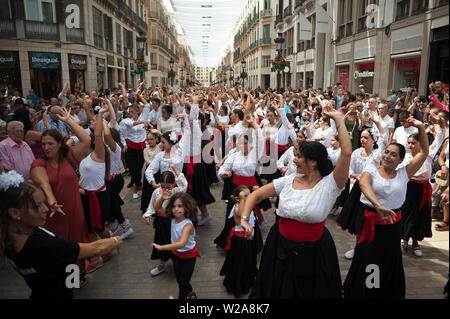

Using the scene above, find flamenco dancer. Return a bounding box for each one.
[399,115,447,256]
[240,104,351,299]
[336,110,388,259]
[343,117,429,298]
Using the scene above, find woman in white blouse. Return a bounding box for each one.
[157,104,178,134]
[121,100,151,198]
[240,105,352,299]
[343,117,429,299]
[399,116,447,256]
[337,110,387,259]
[214,114,269,251]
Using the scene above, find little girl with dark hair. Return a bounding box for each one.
[143,163,187,277]
[152,192,200,299]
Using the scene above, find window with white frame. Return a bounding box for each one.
[24,0,56,23]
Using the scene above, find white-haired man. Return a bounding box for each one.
[0,121,35,179]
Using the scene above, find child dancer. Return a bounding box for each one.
[152,192,200,299]
[220,186,258,297]
[143,163,187,276]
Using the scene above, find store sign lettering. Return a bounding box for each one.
[31,53,59,69]
[354,70,374,79]
[0,52,15,69]
[69,55,86,70]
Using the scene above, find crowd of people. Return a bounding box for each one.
[0,80,448,299]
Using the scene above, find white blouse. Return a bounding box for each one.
[145,149,184,183]
[360,165,409,209]
[107,143,122,175]
[157,116,178,134]
[276,146,297,176]
[143,144,162,165]
[397,127,446,181]
[277,109,297,146]
[79,153,106,191]
[171,218,196,252]
[142,173,188,218]
[349,131,389,178]
[218,151,258,177]
[327,147,341,167]
[273,173,343,223]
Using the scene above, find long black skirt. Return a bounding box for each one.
[220,234,258,297]
[333,179,350,209]
[400,181,432,241]
[249,222,342,299]
[141,170,160,214]
[343,221,405,299]
[336,182,365,236]
[151,215,171,262]
[183,162,215,207]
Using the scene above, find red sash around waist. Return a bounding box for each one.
[278,217,326,242]
[126,139,146,156]
[83,185,106,232]
[185,155,201,192]
[172,246,201,259]
[276,144,287,153]
[157,212,168,218]
[233,174,257,188]
[410,179,432,210]
[224,228,246,251]
[357,206,402,244]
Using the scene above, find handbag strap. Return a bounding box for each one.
[44,156,80,178]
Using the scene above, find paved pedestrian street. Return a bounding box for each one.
[0,179,448,299]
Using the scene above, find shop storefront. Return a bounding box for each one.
[0,51,21,93]
[97,58,105,90]
[69,54,87,92]
[29,52,61,98]
[354,62,374,94]
[337,65,349,90]
[393,57,421,91]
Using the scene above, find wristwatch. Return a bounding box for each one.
[242,216,250,221]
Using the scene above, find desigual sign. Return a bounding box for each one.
[31,53,59,69]
[354,70,374,79]
[69,55,87,70]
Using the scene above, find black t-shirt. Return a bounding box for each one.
[5,227,80,299]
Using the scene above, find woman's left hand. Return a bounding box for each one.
[48,201,65,218]
[152,243,162,250]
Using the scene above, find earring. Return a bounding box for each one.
[17,217,21,220]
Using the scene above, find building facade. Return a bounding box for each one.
[232,0,276,89]
[332,0,449,96]
[0,0,148,98]
[145,0,192,87]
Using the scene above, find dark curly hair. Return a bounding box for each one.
[297,141,333,177]
[165,192,198,225]
[41,129,69,162]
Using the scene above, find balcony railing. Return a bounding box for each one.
[0,20,16,37]
[151,39,178,61]
[25,20,59,41]
[66,27,85,43]
[260,9,272,17]
[110,0,147,31]
[283,5,292,19]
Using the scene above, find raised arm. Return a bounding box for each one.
[57,108,91,162]
[323,105,352,189]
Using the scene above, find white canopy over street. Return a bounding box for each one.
[167,0,247,67]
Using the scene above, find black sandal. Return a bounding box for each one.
[435,221,449,231]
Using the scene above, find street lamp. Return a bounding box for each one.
[274,32,285,92]
[230,68,234,86]
[136,33,147,83]
[241,59,246,88]
[169,57,175,86]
